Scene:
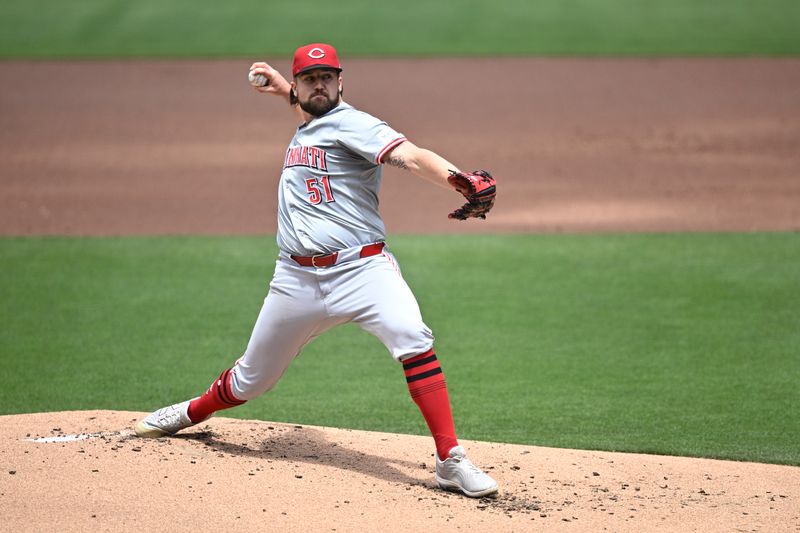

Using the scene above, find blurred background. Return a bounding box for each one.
[1,0,799,235]
[2,0,799,58]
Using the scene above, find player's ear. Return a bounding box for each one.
[289,81,298,105]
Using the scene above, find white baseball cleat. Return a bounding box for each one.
[435,445,498,498]
[135,400,206,438]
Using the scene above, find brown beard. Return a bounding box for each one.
[299,92,340,117]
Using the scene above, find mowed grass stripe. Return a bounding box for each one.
[1,0,799,58]
[0,234,798,464]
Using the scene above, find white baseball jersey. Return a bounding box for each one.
[225,100,433,401]
[276,102,406,255]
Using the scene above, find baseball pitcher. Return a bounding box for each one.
[135,43,498,498]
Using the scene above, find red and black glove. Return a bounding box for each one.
[447,170,497,220]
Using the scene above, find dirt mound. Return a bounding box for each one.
[1,411,797,532]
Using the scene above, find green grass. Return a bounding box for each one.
[1,234,798,465]
[1,0,799,58]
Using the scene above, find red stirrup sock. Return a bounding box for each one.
[403,349,459,461]
[187,368,246,423]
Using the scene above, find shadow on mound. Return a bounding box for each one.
[176,425,430,488]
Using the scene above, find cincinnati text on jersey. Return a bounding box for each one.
[284,145,328,171]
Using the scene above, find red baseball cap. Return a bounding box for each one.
[292,43,342,77]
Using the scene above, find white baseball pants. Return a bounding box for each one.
[229,247,434,401]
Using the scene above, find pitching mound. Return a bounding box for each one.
[1,411,797,532]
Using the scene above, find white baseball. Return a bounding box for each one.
[248,71,268,87]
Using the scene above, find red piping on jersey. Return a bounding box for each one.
[377,137,407,164]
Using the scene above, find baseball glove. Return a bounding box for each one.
[447,170,497,220]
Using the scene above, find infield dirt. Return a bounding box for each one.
[0,58,799,532]
[1,58,799,235]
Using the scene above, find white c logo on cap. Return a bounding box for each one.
[308,47,325,59]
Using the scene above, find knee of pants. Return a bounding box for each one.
[229,351,295,401]
[382,321,435,362]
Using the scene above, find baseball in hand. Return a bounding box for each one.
[248,70,268,87]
